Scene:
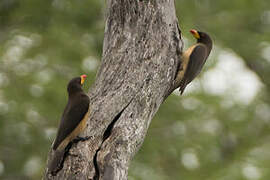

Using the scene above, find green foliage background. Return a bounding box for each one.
[0,0,270,179]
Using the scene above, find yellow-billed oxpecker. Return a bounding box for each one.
[177,29,212,94]
[48,74,90,174]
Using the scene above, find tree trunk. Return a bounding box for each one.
[44,0,183,179]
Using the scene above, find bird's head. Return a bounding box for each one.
[190,29,212,52]
[67,74,87,94]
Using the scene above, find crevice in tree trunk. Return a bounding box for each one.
[93,147,100,180]
[103,108,124,141]
[93,98,134,180]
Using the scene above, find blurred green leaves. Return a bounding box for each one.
[1,0,270,179]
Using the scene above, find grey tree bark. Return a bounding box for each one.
[44,0,183,179]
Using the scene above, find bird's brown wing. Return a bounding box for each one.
[180,44,207,94]
[53,94,90,150]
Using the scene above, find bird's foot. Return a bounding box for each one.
[72,136,91,143]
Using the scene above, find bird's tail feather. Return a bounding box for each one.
[179,80,187,95]
[48,149,65,175]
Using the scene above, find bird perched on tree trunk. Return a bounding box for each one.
[48,74,90,174]
[176,29,213,94]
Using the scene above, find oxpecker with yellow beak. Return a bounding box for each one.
[176,29,213,94]
[48,74,90,174]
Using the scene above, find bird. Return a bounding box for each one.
[176,29,212,94]
[48,74,90,174]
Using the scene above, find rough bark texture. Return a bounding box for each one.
[44,0,183,179]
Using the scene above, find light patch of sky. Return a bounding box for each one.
[201,119,221,136]
[261,44,270,63]
[81,56,99,72]
[36,69,54,84]
[202,50,262,105]
[44,128,57,141]
[30,84,44,97]
[12,55,48,77]
[181,149,200,170]
[180,97,202,110]
[242,164,261,180]
[3,35,34,65]
[2,46,24,65]
[0,73,9,88]
[34,55,48,68]
[23,156,42,177]
[26,108,41,124]
[12,35,34,48]
[5,56,47,77]
[172,121,187,136]
[2,34,42,78]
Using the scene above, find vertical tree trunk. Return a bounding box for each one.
[44,0,183,179]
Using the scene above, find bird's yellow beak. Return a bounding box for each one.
[80,74,87,85]
[190,29,200,39]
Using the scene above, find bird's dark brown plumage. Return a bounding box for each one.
[53,76,89,150]
[178,30,213,94]
[52,94,89,150]
[49,75,89,174]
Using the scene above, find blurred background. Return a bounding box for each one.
[0,0,270,179]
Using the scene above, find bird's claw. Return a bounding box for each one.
[73,136,91,143]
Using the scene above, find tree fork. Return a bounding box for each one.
[44,0,183,179]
